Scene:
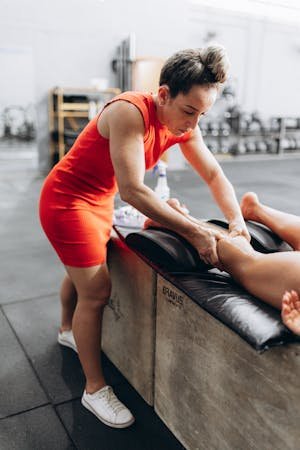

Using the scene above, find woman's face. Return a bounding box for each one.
[157,84,217,136]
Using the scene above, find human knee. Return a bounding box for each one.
[78,281,111,308]
[78,293,110,309]
[217,237,256,279]
[66,264,111,307]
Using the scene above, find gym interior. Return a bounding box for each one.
[1,1,300,449]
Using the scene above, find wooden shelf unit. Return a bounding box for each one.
[48,87,121,162]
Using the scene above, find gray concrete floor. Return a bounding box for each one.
[0,148,300,449]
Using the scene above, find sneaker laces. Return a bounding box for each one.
[98,387,126,415]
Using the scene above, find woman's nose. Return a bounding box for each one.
[186,116,199,129]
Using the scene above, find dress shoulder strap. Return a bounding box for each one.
[102,91,151,132]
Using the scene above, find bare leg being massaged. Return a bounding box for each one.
[147,193,300,335]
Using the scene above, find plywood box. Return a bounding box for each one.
[155,275,300,450]
[102,236,157,405]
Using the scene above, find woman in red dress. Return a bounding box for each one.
[39,45,249,427]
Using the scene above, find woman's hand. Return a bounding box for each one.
[144,197,224,267]
[186,225,224,268]
[228,218,251,241]
[144,217,223,267]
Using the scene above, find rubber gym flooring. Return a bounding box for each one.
[0,154,299,449]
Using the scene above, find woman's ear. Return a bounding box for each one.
[157,85,170,106]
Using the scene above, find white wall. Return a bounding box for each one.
[186,4,300,116]
[257,21,300,117]
[0,0,299,169]
[0,47,35,107]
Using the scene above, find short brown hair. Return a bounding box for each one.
[159,45,230,97]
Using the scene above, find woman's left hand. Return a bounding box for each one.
[229,219,251,241]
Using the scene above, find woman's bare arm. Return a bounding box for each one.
[107,101,223,266]
[180,127,250,241]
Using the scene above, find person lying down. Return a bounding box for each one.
[145,192,300,336]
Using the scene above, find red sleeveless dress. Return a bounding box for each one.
[39,92,192,267]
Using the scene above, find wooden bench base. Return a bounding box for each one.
[104,232,300,449]
[102,235,156,405]
[155,276,300,450]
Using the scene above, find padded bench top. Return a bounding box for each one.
[113,221,300,351]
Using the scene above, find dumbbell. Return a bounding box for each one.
[255,141,268,153]
[230,141,247,155]
[219,122,231,136]
[220,143,230,154]
[265,139,277,153]
[245,141,256,153]
[207,141,218,154]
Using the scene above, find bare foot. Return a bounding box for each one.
[281,290,300,335]
[240,192,260,220]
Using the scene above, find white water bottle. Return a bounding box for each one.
[154,161,170,201]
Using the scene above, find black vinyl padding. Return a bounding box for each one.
[125,228,207,272]
[170,273,292,351]
[123,221,299,351]
[207,219,292,253]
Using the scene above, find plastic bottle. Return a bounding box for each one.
[154,161,170,201]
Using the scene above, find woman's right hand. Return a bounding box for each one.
[166,198,222,267]
[185,225,223,268]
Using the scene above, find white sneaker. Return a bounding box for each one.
[58,329,78,353]
[81,385,135,428]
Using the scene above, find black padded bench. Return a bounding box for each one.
[103,220,300,450]
[124,219,299,351]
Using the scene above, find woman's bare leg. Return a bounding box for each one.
[164,198,300,334]
[240,192,300,250]
[217,236,300,334]
[65,263,111,393]
[60,274,77,332]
